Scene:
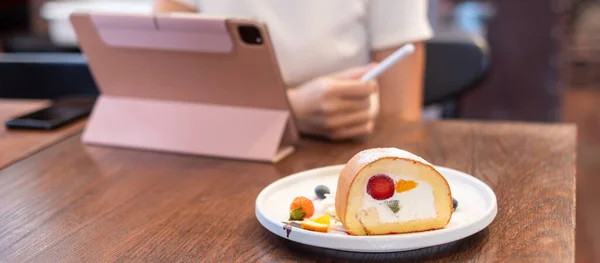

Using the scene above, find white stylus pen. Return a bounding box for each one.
[360,44,416,82]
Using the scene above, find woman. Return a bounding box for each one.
[154,0,432,140]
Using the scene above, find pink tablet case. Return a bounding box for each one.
[70,12,299,162]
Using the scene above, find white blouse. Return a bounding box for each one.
[173,0,433,86]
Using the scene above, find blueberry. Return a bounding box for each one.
[452,198,458,210]
[315,185,330,199]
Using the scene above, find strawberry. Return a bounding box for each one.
[289,196,314,220]
[366,174,395,200]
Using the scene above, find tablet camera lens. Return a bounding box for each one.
[238,25,263,45]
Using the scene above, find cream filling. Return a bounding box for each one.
[362,175,436,223]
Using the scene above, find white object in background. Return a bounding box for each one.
[422,104,443,120]
[41,1,153,47]
[360,44,416,82]
[255,164,497,252]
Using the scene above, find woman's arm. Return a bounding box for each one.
[371,41,426,121]
[153,0,197,13]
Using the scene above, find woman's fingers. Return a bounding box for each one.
[330,121,375,140]
[320,97,370,115]
[289,64,381,140]
[323,109,372,131]
[308,96,378,140]
[331,63,377,79]
[324,79,378,99]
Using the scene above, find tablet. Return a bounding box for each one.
[70,12,299,162]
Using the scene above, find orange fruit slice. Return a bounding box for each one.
[301,220,329,233]
[311,215,331,225]
[395,179,418,193]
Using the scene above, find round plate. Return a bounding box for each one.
[255,164,497,253]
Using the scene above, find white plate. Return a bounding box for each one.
[255,164,497,253]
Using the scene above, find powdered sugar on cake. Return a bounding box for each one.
[356,148,432,167]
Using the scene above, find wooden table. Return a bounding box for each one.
[0,114,576,262]
[0,99,86,169]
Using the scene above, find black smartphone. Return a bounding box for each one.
[5,96,96,130]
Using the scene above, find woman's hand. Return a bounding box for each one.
[287,64,379,140]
